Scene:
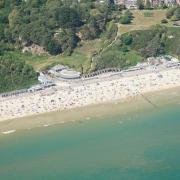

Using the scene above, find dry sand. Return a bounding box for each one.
[0,67,179,130]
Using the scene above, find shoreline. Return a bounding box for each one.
[0,68,180,121]
[0,86,180,133]
[0,68,180,132]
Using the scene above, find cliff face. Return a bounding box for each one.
[22,44,49,56]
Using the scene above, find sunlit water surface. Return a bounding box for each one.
[0,104,180,180]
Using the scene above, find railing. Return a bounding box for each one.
[0,83,56,98]
[0,89,28,98]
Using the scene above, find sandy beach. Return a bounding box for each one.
[0,67,180,124]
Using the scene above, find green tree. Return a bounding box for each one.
[0,0,5,8]
[120,16,131,24]
[0,57,38,93]
[47,40,61,55]
[174,8,180,20]
[56,7,82,28]
[121,33,133,45]
[55,29,79,55]
[140,35,164,57]
[137,0,144,10]
[166,7,177,19]
[145,0,151,9]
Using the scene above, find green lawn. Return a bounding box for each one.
[16,51,90,73]
[118,10,167,34]
[13,35,120,73]
[5,39,103,73]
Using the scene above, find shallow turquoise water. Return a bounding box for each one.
[0,105,180,180]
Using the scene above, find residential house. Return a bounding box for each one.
[164,0,176,6]
[114,0,125,5]
[125,0,137,8]
[151,0,160,6]
[176,0,180,4]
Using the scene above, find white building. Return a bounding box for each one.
[164,0,176,6]
[125,0,137,8]
[114,0,125,5]
[38,72,53,85]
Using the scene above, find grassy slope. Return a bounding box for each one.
[18,35,115,73]
[12,39,102,73]
[164,27,180,59]
[95,8,180,69]
[10,10,177,73]
[95,49,143,70]
[94,10,167,69]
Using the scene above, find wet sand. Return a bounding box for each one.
[0,87,180,133]
[1,68,180,122]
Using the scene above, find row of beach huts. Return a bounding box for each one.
[1,56,179,98]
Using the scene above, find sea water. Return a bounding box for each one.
[0,104,180,180]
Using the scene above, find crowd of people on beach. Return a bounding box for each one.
[0,66,180,121]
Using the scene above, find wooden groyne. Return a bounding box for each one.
[140,93,157,108]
